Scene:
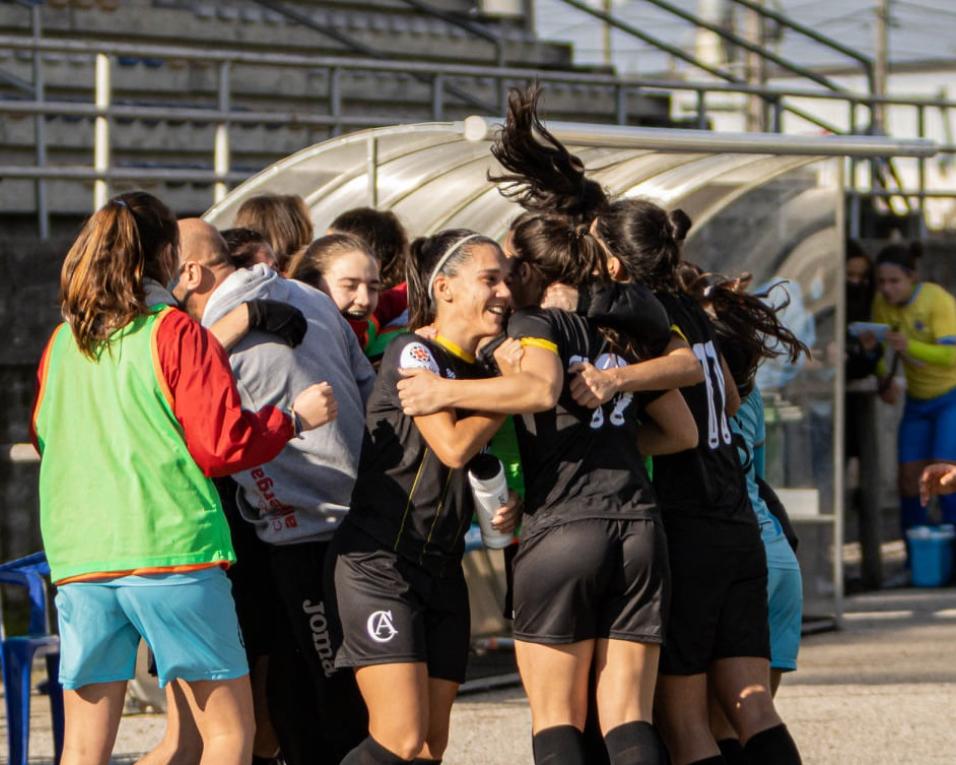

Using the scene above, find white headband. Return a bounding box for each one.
[427,234,481,300]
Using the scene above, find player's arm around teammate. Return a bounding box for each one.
[329,230,519,765]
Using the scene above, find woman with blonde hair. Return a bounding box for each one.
[234,193,313,273]
[31,190,333,765]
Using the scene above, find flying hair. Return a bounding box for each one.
[489,85,609,224]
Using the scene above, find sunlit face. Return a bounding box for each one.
[319,249,381,321]
[876,262,916,306]
[434,243,511,337]
[846,255,870,287]
[501,230,542,310]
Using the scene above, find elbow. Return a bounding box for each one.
[681,425,699,451]
[433,446,470,470]
[682,359,705,387]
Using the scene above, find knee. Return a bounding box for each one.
[391,730,428,761]
[728,685,781,738]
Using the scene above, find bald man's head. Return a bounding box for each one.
[178,218,230,268]
[172,218,235,321]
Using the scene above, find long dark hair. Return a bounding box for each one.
[405,228,501,329]
[687,270,810,398]
[489,86,610,295]
[60,191,179,359]
[490,85,609,224]
[594,200,693,293]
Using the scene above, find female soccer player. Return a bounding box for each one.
[871,242,956,538]
[329,229,520,765]
[30,191,334,765]
[691,274,810,760]
[589,203,802,764]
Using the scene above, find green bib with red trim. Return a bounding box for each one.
[34,308,233,582]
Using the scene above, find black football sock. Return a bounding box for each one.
[743,724,801,765]
[341,736,411,764]
[688,757,727,765]
[532,725,586,765]
[411,760,442,764]
[717,737,745,764]
[604,721,668,765]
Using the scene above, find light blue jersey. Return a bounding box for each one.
[731,389,800,571]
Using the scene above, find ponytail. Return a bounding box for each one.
[490,84,609,224]
[60,191,179,358]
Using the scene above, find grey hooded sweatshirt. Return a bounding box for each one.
[202,264,375,545]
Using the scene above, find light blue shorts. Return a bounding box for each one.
[55,567,248,690]
[767,565,802,672]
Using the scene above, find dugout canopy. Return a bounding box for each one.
[205,119,935,625]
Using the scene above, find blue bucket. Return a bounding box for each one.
[907,525,956,587]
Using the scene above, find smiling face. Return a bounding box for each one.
[877,262,916,306]
[433,242,511,339]
[319,248,381,321]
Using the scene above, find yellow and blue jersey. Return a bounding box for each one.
[873,281,956,400]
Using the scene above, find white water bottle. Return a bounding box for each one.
[468,454,513,549]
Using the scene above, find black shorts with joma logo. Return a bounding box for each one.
[327,521,471,684]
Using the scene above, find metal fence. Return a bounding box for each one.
[2,30,956,238]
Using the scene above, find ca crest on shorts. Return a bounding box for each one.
[366,610,399,643]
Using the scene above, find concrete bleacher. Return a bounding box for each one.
[0,0,673,217]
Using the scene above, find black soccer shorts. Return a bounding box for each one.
[329,523,471,684]
[512,517,669,645]
[660,534,771,676]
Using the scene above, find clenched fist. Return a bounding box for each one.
[292,382,337,431]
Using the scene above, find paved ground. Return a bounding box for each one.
[10,587,956,763]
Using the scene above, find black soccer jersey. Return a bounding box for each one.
[346,333,485,575]
[506,308,661,538]
[651,291,755,530]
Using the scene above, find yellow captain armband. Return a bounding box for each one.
[670,324,689,344]
[519,337,559,354]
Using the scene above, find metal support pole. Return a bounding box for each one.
[744,0,767,132]
[696,90,707,130]
[873,0,891,132]
[330,67,342,137]
[615,84,627,125]
[31,5,49,239]
[770,98,783,133]
[917,104,927,238]
[848,101,861,239]
[432,74,444,121]
[213,61,231,204]
[833,160,847,625]
[366,136,378,208]
[93,52,111,210]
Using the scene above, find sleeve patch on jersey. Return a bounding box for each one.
[519,337,559,354]
[939,336,956,345]
[399,341,441,374]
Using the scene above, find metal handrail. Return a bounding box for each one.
[4,33,956,111]
[726,0,875,93]
[246,0,494,113]
[636,0,845,93]
[2,34,954,236]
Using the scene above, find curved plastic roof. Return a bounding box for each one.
[203,120,854,242]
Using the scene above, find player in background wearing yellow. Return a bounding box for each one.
[871,243,956,542]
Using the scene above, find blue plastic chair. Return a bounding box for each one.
[0,552,64,765]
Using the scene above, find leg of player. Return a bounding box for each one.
[61,681,128,765]
[178,677,254,765]
[416,677,460,762]
[134,681,204,765]
[707,680,743,764]
[710,656,800,764]
[593,639,665,764]
[655,673,721,764]
[347,662,430,763]
[514,639,594,764]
